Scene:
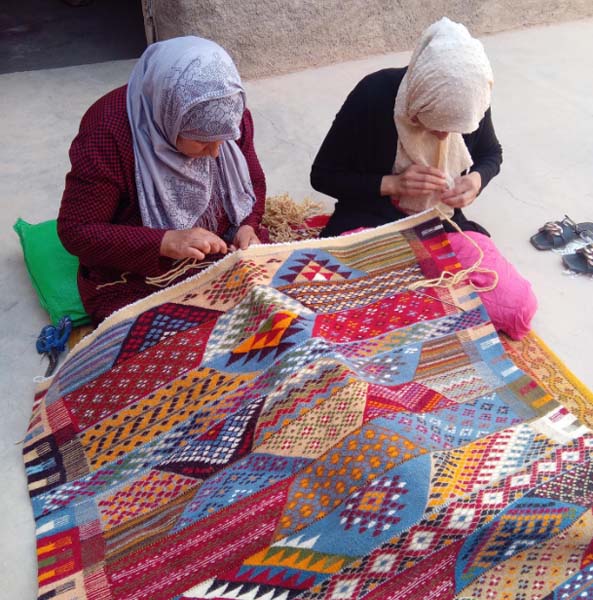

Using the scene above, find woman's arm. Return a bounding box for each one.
[310,76,386,203]
[236,108,267,232]
[57,126,168,277]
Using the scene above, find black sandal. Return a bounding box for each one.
[530,215,593,250]
[562,243,593,274]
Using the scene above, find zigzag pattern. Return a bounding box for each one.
[254,362,352,444]
[365,381,454,419]
[280,265,424,313]
[256,380,368,460]
[184,577,304,599]
[81,368,254,469]
[428,426,551,506]
[23,214,593,600]
[417,362,496,402]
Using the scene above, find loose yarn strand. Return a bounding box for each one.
[408,207,499,293]
[145,258,216,288]
[96,272,131,290]
[96,259,217,291]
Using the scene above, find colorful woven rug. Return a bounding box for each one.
[24,210,593,600]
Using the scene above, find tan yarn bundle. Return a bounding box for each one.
[262,193,327,242]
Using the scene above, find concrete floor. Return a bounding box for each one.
[1,18,593,600]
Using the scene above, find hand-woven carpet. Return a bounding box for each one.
[24,210,593,600]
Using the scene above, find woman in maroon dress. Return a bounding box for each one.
[58,36,268,325]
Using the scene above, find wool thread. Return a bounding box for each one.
[408,207,499,293]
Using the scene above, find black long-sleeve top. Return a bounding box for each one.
[310,68,503,237]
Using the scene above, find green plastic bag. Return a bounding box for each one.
[13,218,91,327]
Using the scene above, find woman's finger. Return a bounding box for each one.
[404,180,447,193]
[186,247,206,261]
[213,240,228,254]
[440,187,459,200]
[193,239,211,254]
[204,233,228,255]
[442,191,470,207]
[405,174,449,188]
[412,165,447,178]
[440,191,460,205]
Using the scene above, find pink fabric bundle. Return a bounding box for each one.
[447,231,537,340]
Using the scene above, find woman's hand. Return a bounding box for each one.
[381,164,448,199]
[440,172,482,208]
[160,228,228,260]
[230,225,260,251]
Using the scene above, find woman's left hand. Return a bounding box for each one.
[230,225,261,251]
[440,172,482,208]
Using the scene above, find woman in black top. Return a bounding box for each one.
[311,19,502,238]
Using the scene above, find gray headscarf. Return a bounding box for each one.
[126,36,256,230]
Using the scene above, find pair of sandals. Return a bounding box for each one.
[530,215,593,274]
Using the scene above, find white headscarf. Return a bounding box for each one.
[127,36,255,230]
[393,17,493,216]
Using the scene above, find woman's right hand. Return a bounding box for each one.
[381,165,448,199]
[160,228,228,261]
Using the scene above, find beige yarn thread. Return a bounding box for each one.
[143,204,499,294]
[95,260,216,291]
[96,272,131,290]
[144,258,216,288]
[408,206,499,294]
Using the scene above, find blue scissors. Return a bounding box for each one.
[36,316,72,377]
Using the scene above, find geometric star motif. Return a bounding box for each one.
[272,249,362,286]
[325,577,361,600]
[340,475,408,536]
[226,310,303,366]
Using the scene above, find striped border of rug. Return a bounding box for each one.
[502,330,593,427]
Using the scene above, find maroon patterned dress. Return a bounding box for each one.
[58,85,267,324]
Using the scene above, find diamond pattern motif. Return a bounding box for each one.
[23,213,593,600]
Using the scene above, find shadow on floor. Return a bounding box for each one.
[0,0,147,74]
